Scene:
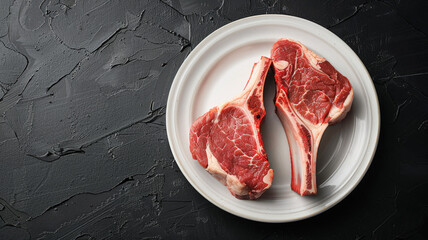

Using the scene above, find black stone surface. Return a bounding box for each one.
[0,0,427,239]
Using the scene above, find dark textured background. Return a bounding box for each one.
[0,0,427,239]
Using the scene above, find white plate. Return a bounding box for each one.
[166,15,380,222]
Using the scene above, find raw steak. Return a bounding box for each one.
[271,39,353,196]
[189,56,274,200]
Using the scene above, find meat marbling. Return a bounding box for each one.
[189,56,274,200]
[271,39,353,196]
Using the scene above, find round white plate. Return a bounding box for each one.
[166,15,380,222]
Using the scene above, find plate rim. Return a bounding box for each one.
[166,14,380,223]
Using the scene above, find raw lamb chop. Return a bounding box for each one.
[271,39,353,196]
[189,56,274,200]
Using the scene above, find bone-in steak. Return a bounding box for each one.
[271,39,353,195]
[189,57,274,200]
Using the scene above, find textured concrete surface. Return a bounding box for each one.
[0,0,427,239]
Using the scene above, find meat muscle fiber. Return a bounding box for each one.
[271,39,353,195]
[189,57,274,200]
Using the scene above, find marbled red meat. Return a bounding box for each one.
[271,39,353,195]
[189,57,274,199]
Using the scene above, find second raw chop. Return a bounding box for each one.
[189,56,274,200]
[271,39,353,196]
